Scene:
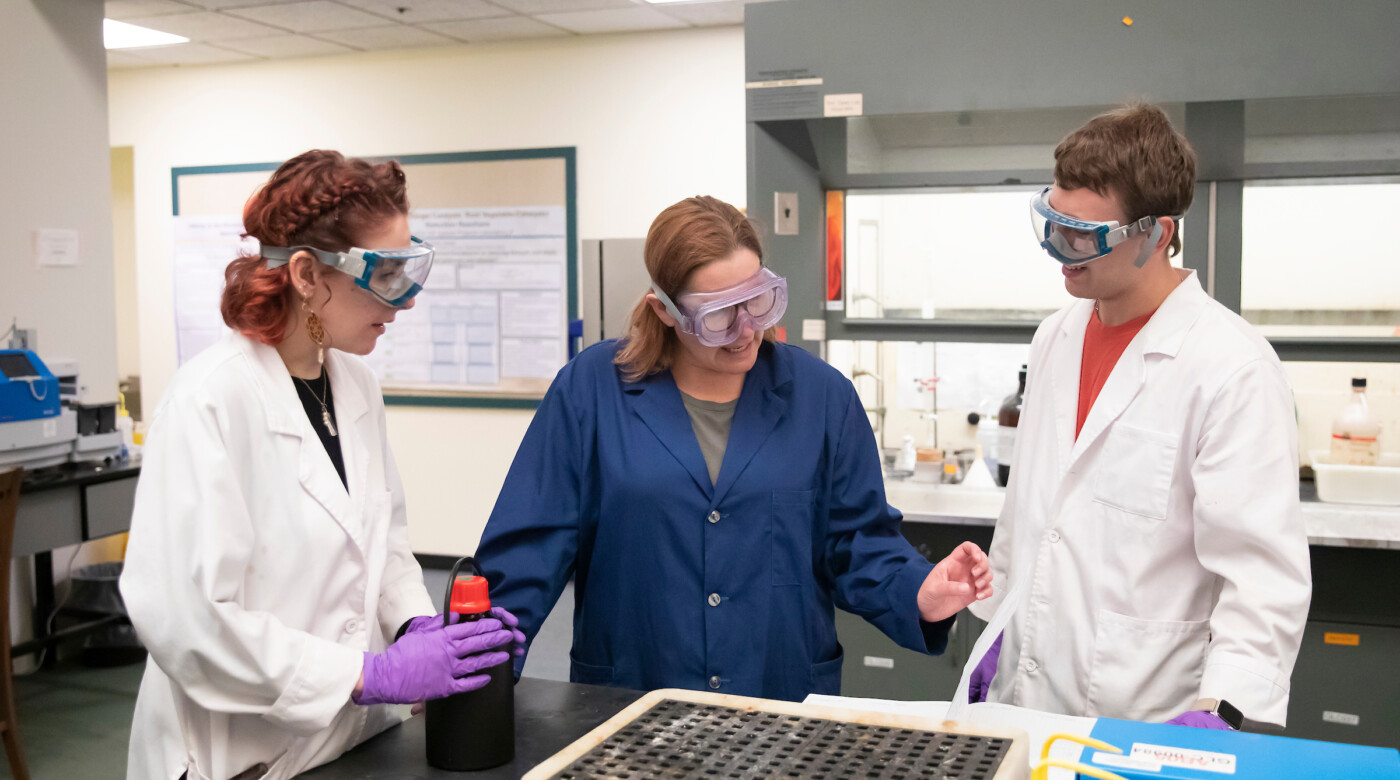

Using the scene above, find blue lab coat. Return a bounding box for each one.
[477,339,952,701]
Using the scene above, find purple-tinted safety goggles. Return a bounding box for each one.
[652,267,788,347]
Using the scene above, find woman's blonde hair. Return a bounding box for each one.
[614,196,771,382]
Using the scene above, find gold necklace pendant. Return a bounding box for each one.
[299,373,338,437]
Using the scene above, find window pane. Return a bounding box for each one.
[1241,179,1400,337]
[842,187,1185,321]
[846,104,1185,176]
[826,339,1030,462]
[1244,94,1400,167]
[844,187,1071,320]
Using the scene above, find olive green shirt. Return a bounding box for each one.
[680,390,738,485]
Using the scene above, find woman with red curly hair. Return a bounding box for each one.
[120,150,523,780]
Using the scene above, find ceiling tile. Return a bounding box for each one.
[652,1,747,27]
[177,0,306,9]
[126,11,288,40]
[315,25,459,49]
[535,6,687,34]
[433,14,569,42]
[115,42,260,65]
[215,33,356,57]
[338,0,510,24]
[487,0,632,13]
[226,1,392,32]
[104,0,199,20]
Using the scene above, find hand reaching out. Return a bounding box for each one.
[916,541,993,623]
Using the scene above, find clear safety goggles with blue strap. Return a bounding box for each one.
[1030,186,1178,268]
[262,237,434,307]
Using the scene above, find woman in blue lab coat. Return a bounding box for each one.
[477,196,991,701]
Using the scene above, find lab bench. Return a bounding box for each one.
[302,677,643,778]
[833,479,1400,751]
[12,459,140,663]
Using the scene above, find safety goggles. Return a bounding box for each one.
[1029,187,1172,267]
[263,236,434,307]
[652,267,788,348]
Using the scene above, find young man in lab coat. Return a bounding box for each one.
[969,104,1311,728]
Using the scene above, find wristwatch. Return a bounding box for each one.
[1211,699,1244,730]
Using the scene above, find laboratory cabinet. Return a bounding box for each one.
[836,521,992,702]
[1286,545,1400,750]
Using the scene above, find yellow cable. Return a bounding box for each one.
[1040,733,1123,761]
[1032,757,1129,780]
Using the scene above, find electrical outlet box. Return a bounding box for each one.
[774,192,799,235]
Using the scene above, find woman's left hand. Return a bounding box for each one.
[916,541,993,623]
[404,608,527,656]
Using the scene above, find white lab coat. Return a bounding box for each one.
[120,333,437,780]
[971,270,1311,726]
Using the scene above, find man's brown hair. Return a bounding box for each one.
[1054,103,1197,257]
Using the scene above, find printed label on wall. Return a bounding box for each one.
[823,93,863,117]
[745,69,823,120]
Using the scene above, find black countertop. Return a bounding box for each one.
[18,458,141,494]
[302,678,643,779]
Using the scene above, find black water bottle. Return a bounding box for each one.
[425,557,515,771]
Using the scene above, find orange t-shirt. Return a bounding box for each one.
[1076,308,1156,439]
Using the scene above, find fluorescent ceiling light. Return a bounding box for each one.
[104,19,189,49]
[643,0,706,4]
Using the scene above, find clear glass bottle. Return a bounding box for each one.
[1330,377,1381,466]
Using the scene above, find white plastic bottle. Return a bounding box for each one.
[116,409,135,461]
[898,434,918,473]
[1330,378,1381,466]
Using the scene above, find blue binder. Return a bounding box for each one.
[1078,719,1400,779]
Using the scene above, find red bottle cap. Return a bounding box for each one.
[450,575,491,615]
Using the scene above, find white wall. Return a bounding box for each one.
[1,0,119,405]
[108,26,746,554]
[112,147,141,381]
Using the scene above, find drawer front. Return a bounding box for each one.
[1286,621,1400,750]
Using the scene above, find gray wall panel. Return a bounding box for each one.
[747,0,1400,118]
[749,124,826,356]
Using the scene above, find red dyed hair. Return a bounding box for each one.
[221,150,409,345]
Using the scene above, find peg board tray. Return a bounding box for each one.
[524,689,1029,780]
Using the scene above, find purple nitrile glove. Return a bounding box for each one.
[355,619,513,706]
[968,632,1003,704]
[489,607,529,657]
[402,607,527,657]
[401,613,444,636]
[1166,710,1232,730]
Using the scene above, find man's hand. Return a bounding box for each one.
[917,541,993,623]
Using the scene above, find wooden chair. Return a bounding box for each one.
[0,468,30,780]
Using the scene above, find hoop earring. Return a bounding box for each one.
[303,300,326,367]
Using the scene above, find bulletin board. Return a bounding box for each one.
[170,148,577,409]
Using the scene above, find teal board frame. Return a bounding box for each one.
[171,147,578,410]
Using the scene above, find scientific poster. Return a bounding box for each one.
[175,205,569,391]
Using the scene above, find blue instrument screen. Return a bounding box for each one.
[0,353,38,379]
